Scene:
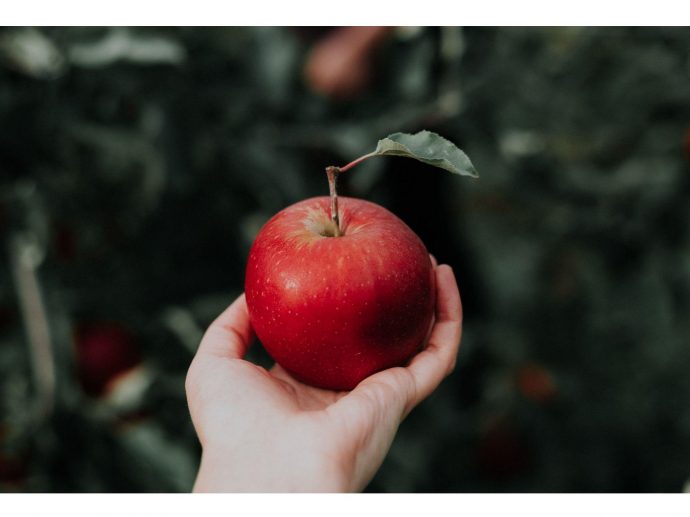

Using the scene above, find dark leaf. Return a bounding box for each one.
[373,130,478,178]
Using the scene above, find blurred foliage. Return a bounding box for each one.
[1,26,690,492]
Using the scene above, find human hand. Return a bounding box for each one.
[185,259,462,492]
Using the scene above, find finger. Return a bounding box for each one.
[196,293,254,359]
[404,265,462,413]
[331,366,416,428]
[269,363,296,384]
[424,254,438,341]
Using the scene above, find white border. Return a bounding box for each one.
[2,494,690,517]
[2,1,690,26]
[2,5,690,516]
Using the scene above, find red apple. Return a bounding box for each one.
[245,196,435,391]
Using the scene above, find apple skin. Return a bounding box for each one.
[245,196,435,391]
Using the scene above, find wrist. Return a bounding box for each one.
[193,441,350,493]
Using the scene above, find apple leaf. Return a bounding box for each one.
[373,130,478,178]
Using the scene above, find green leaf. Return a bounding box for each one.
[373,130,478,178]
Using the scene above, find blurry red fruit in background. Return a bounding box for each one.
[0,453,27,488]
[74,323,141,397]
[304,26,392,100]
[515,362,557,405]
[0,426,27,489]
[476,416,531,480]
[53,223,77,262]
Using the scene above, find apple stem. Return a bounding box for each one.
[338,151,378,173]
[325,166,341,237]
[324,151,379,236]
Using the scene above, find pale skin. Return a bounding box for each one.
[185,258,462,492]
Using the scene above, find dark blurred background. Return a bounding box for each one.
[1,26,690,493]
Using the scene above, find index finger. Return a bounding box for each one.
[196,293,254,359]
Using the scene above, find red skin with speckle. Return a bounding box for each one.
[245,196,435,391]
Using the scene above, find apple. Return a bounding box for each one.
[244,131,477,390]
[245,196,435,390]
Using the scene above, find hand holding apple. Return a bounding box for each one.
[187,131,475,491]
[186,261,462,492]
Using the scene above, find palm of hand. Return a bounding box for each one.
[188,346,393,491]
[186,263,461,492]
